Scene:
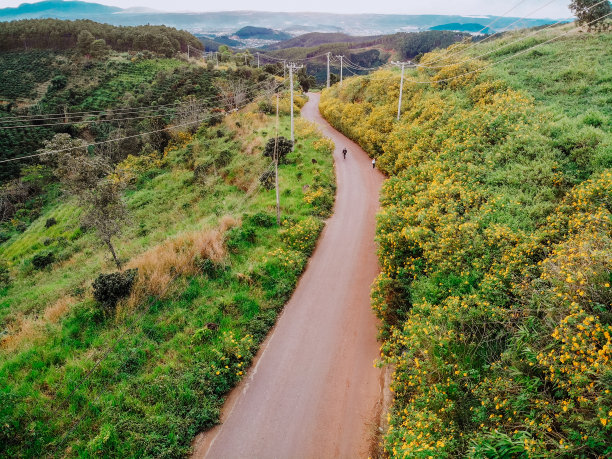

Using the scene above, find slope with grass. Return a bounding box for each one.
[320,25,611,457]
[0,92,337,457]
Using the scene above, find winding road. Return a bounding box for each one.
[192,92,385,459]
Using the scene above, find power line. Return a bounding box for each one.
[424,0,532,65]
[416,0,609,70]
[330,12,612,89]
[0,79,287,164]
[0,78,280,129]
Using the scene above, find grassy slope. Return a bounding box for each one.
[320,26,611,458]
[0,98,336,456]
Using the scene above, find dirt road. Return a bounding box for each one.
[192,92,385,459]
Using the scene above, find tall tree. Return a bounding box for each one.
[570,0,612,31]
[38,134,127,270]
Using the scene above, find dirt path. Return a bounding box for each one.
[192,92,385,459]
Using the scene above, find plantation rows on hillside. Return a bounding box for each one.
[320,28,611,457]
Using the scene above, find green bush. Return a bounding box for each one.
[92,269,137,311]
[31,252,55,270]
[226,225,257,253]
[0,260,10,288]
[247,212,276,228]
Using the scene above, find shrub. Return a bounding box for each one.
[259,169,275,190]
[246,212,276,228]
[0,260,10,288]
[92,269,137,311]
[226,225,256,253]
[303,187,334,217]
[262,136,293,164]
[31,252,55,270]
[281,216,323,256]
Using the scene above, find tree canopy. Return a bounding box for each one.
[0,19,203,56]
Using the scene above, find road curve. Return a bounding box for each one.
[192,92,385,459]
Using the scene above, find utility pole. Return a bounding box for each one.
[257,52,260,69]
[392,61,408,120]
[215,51,219,66]
[275,93,281,225]
[335,55,344,86]
[187,44,190,60]
[282,60,286,79]
[287,62,303,150]
[326,52,331,88]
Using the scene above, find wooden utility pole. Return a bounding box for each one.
[275,93,281,225]
[335,55,344,86]
[326,52,331,88]
[187,44,190,59]
[392,61,408,120]
[287,62,303,150]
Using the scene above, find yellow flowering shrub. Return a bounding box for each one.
[321,48,612,457]
[280,216,323,256]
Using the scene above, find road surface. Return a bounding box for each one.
[192,92,385,459]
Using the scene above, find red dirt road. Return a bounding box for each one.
[192,92,385,459]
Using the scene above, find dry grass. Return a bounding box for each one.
[44,296,76,323]
[1,296,76,352]
[225,112,268,138]
[126,216,239,306]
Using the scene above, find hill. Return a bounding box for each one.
[265,32,371,50]
[0,0,120,19]
[235,26,291,41]
[259,30,469,84]
[0,18,337,458]
[0,4,557,36]
[430,22,492,33]
[320,24,612,457]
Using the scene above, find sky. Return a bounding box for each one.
[0,0,574,18]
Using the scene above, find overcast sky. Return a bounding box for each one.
[0,0,573,18]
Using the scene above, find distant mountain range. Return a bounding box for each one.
[0,1,560,38]
[430,23,492,34]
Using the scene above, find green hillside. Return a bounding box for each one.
[0,19,337,457]
[0,90,336,458]
[320,24,612,457]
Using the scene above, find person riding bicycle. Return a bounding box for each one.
[342,147,347,159]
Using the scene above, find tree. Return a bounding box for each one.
[263,136,293,165]
[297,68,316,92]
[38,134,127,270]
[76,29,95,55]
[81,180,128,270]
[216,78,249,110]
[570,0,612,31]
[89,38,108,58]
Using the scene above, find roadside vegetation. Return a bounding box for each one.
[0,20,336,456]
[320,23,611,457]
[0,97,336,456]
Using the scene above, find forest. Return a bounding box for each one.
[0,19,203,55]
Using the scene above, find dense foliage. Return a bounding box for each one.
[0,19,203,55]
[320,28,612,457]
